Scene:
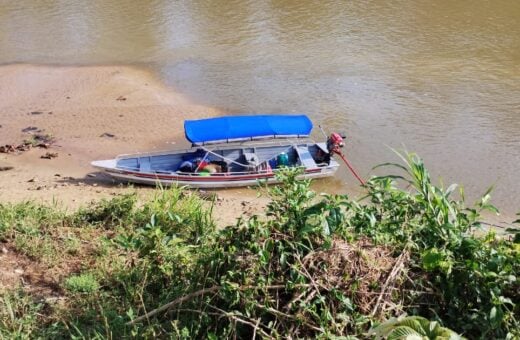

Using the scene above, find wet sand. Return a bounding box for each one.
[0,64,267,226]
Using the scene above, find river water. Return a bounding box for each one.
[1,0,519,214]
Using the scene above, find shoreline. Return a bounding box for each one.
[0,63,268,227]
[0,63,517,229]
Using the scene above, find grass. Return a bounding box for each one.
[0,290,45,339]
[0,153,518,339]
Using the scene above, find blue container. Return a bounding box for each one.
[277,152,289,167]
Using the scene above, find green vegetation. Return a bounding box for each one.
[65,273,100,294]
[371,315,463,339]
[0,153,518,339]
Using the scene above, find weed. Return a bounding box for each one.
[13,233,57,262]
[64,273,99,293]
[72,193,136,228]
[64,236,81,255]
[0,290,43,339]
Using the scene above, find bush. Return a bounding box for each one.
[350,152,519,338]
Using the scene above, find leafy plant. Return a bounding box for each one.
[65,273,100,293]
[371,315,463,339]
[351,152,519,338]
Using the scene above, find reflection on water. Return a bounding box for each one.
[1,0,519,213]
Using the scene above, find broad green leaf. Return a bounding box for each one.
[387,326,422,339]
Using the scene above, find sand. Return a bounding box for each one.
[0,64,267,227]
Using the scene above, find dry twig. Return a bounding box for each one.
[371,250,410,318]
[127,284,309,326]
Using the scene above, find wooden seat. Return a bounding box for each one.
[295,146,317,168]
[139,157,151,172]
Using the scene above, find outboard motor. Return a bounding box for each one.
[323,131,366,185]
[327,132,345,154]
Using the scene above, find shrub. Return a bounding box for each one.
[350,152,519,338]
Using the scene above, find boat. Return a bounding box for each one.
[91,114,344,188]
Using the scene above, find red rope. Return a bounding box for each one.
[333,149,365,185]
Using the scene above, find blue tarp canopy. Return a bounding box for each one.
[184,114,313,144]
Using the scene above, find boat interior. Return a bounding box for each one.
[115,142,334,175]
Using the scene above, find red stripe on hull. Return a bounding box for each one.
[115,168,322,182]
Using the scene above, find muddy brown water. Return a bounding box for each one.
[1,0,519,216]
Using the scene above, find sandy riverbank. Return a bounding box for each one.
[0,64,267,226]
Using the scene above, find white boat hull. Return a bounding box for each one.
[93,162,339,189]
[91,138,340,189]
